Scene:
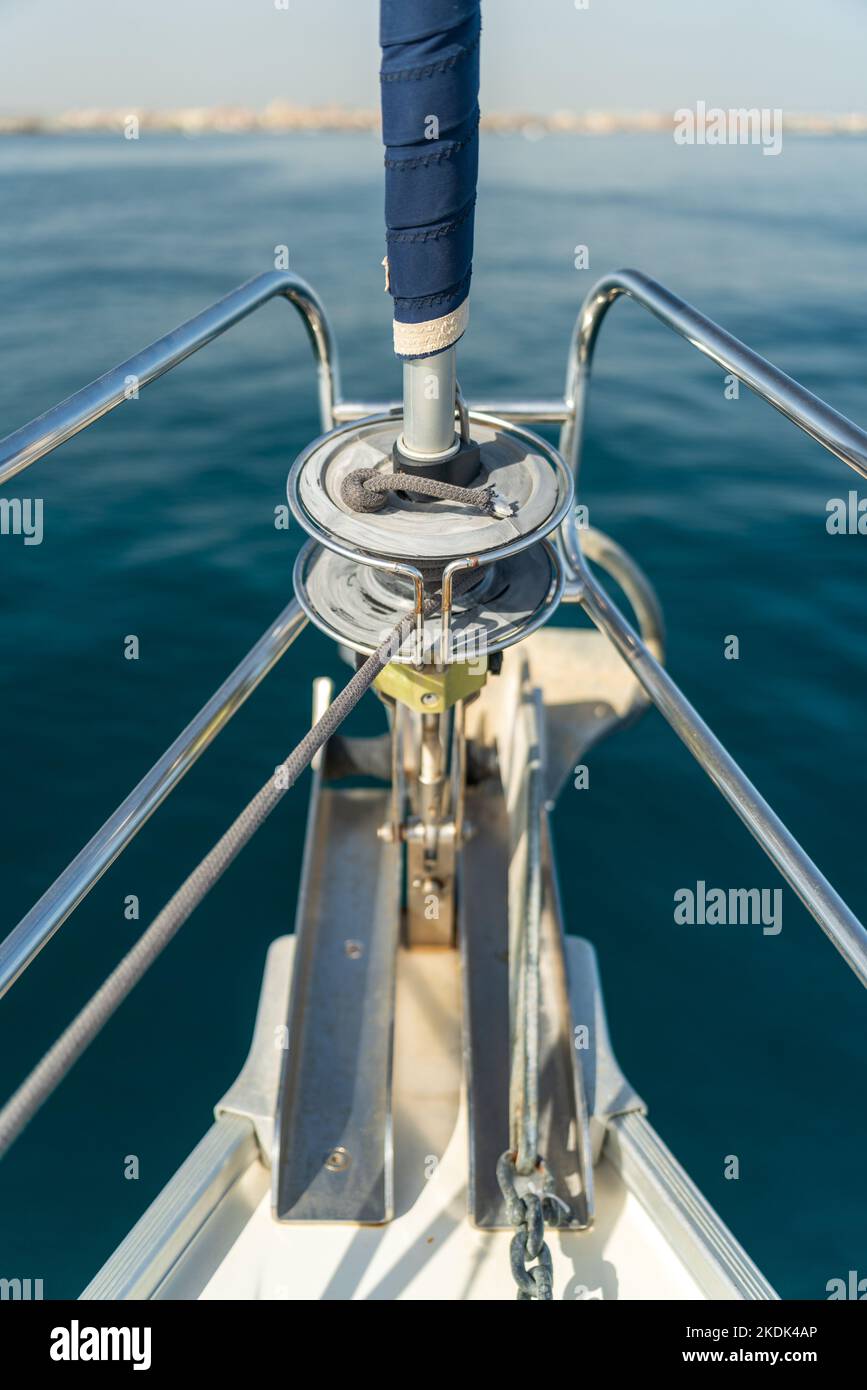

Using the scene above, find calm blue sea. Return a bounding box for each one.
[0,132,865,1300]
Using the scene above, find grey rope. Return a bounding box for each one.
[0,609,416,1160]
[342,466,517,518]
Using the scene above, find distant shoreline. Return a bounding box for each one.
[1,104,866,137]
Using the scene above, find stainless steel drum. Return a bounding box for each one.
[287,411,574,661]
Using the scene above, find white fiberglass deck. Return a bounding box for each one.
[195,1137,706,1301]
[159,950,708,1301]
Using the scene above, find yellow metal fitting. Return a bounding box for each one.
[374,659,487,713]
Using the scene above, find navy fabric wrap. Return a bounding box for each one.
[380,0,481,353]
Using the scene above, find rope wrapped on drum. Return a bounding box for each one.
[341,465,517,518]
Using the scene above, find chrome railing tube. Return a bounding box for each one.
[0,601,308,997]
[0,271,340,486]
[564,524,867,989]
[332,399,571,425]
[560,268,867,486]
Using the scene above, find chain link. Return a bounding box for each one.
[496,1151,561,1301]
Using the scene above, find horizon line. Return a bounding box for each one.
[1,103,866,137]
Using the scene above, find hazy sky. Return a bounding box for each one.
[0,0,864,115]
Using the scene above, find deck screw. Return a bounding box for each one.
[344,939,363,959]
[325,1146,352,1173]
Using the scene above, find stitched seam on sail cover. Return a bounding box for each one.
[386,198,475,244]
[384,115,480,170]
[393,270,473,312]
[380,31,480,83]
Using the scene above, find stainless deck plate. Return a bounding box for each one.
[458,779,512,1228]
[459,781,592,1229]
[273,786,401,1223]
[460,627,645,1231]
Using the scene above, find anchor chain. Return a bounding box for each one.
[496,1151,561,1301]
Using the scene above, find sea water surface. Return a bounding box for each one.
[0,132,865,1299]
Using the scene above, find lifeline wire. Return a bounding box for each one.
[0,609,415,1160]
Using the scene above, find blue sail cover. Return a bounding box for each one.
[380,0,481,359]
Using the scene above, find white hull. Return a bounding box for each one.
[85,940,775,1302]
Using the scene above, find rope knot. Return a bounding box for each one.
[341,467,518,518]
[340,467,389,513]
